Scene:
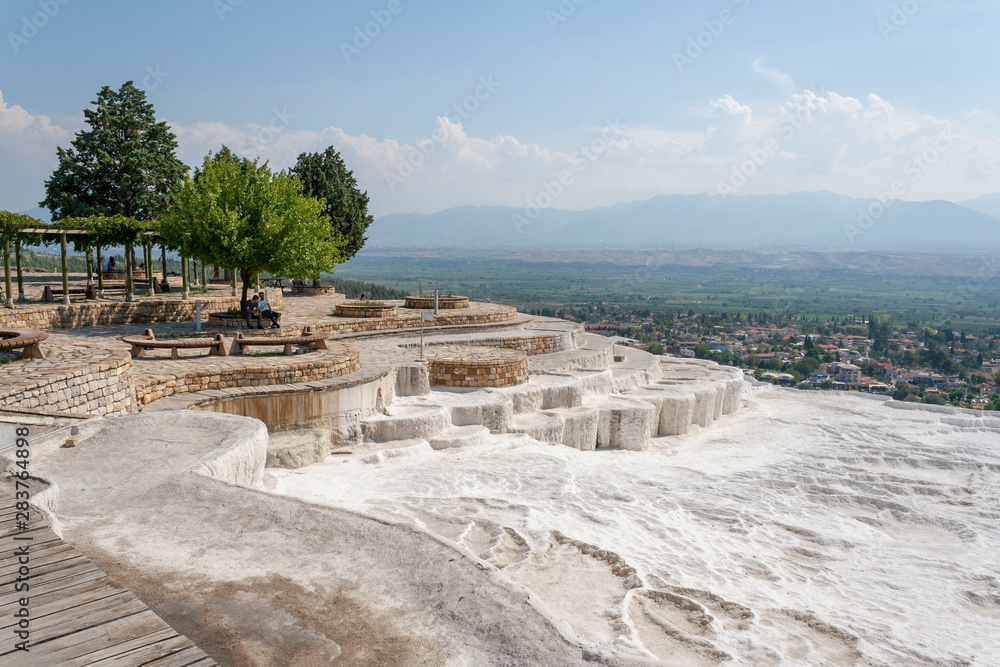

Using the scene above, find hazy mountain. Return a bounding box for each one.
[17,207,51,223]
[367,192,1000,253]
[959,193,1000,220]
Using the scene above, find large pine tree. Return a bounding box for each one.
[291,147,373,260]
[41,81,187,221]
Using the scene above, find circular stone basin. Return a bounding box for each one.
[290,284,341,296]
[426,345,528,388]
[404,295,470,310]
[334,302,397,318]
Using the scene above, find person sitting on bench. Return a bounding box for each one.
[258,291,280,328]
[243,295,263,329]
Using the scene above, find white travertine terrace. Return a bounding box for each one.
[2,312,745,664]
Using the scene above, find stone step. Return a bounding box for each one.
[428,425,491,450]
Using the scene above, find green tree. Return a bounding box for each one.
[291,147,373,260]
[41,81,187,221]
[646,342,665,356]
[160,152,344,304]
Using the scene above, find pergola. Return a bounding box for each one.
[0,216,235,307]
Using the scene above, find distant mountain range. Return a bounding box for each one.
[960,193,1000,221]
[368,191,1000,253]
[21,191,1000,254]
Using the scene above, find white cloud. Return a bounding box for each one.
[0,90,73,213]
[1,88,998,217]
[750,58,796,93]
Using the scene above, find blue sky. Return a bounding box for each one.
[2,0,998,217]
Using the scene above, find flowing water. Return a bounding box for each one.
[272,385,1000,665]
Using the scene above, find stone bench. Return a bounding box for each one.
[42,285,98,302]
[229,327,329,356]
[122,329,229,360]
[0,329,49,360]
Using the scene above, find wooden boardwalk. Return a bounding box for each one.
[0,483,217,666]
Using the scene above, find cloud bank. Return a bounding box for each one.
[1,87,997,218]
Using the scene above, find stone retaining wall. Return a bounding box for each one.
[290,285,341,296]
[0,292,283,331]
[427,346,528,388]
[404,296,470,309]
[0,346,136,417]
[133,345,361,406]
[440,334,566,356]
[318,305,517,336]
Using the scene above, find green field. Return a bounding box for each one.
[332,254,1000,332]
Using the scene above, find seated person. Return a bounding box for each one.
[243,295,263,329]
[258,291,280,328]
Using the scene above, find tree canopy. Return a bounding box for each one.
[160,151,344,302]
[52,215,153,253]
[40,81,187,221]
[0,211,41,245]
[291,147,373,259]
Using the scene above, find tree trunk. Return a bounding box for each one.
[14,238,24,302]
[240,268,251,306]
[160,245,167,284]
[124,244,134,302]
[96,246,104,297]
[2,240,11,308]
[146,243,155,297]
[60,232,70,305]
[85,247,93,283]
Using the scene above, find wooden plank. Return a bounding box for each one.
[73,630,192,665]
[0,534,64,555]
[17,609,170,661]
[0,555,95,593]
[139,644,219,666]
[2,593,145,637]
[0,588,131,633]
[0,574,119,614]
[0,487,215,666]
[0,547,85,580]
[0,563,107,608]
[0,540,68,565]
[15,601,154,654]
